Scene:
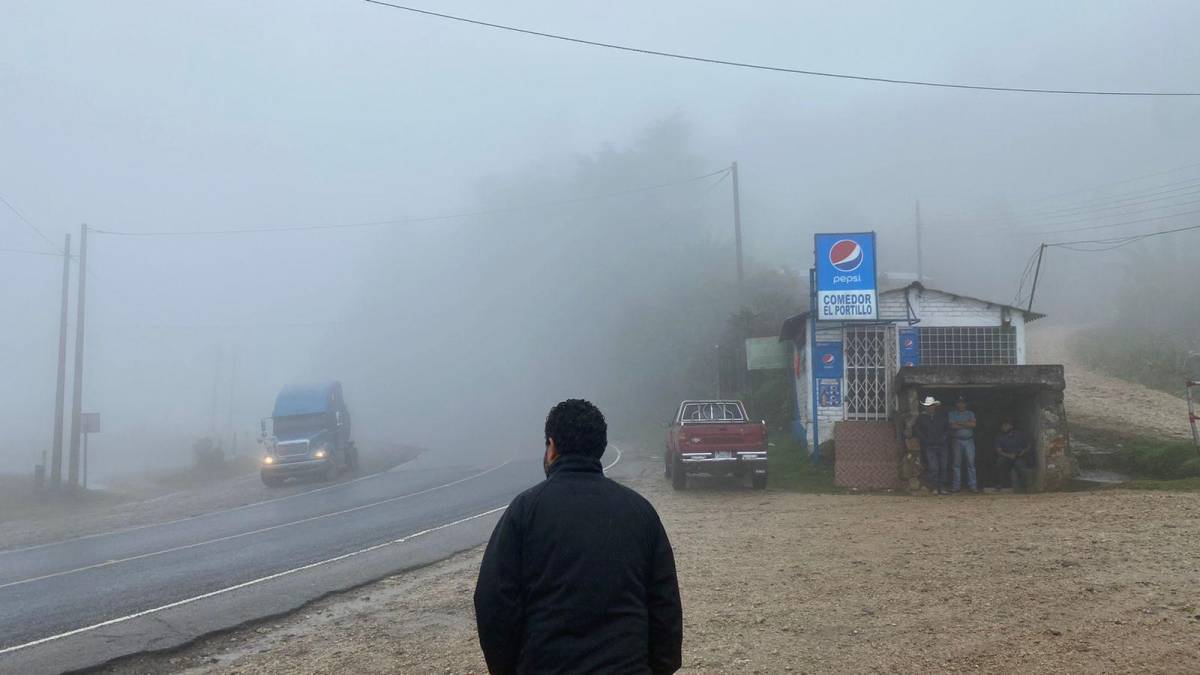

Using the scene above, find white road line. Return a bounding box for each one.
[0,460,414,557]
[0,506,508,657]
[604,444,622,474]
[0,447,623,658]
[0,461,513,591]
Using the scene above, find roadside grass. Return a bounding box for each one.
[1120,477,1200,492]
[768,436,841,493]
[1072,425,1200,492]
[0,473,129,523]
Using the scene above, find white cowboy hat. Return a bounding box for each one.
[920,396,941,407]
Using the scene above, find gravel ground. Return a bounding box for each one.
[0,443,420,551]
[103,444,1200,675]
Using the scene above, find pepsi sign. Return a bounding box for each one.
[815,232,878,321]
[814,341,843,377]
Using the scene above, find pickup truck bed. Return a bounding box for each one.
[665,400,768,490]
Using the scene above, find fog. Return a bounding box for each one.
[3,1,1199,481]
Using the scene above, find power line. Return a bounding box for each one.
[0,193,60,253]
[0,247,70,258]
[937,174,1200,229]
[1046,222,1200,251]
[361,0,1200,97]
[92,167,730,237]
[999,160,1200,207]
[1016,205,1200,238]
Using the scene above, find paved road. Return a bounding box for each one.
[0,448,621,674]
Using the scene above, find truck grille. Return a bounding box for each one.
[276,441,310,457]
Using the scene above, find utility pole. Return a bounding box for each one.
[227,348,238,456]
[731,161,744,300]
[67,224,88,490]
[1027,243,1046,313]
[915,200,924,283]
[51,233,71,488]
[210,343,223,436]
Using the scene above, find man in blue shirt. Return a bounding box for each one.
[996,417,1034,492]
[947,396,978,493]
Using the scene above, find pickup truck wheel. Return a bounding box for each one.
[752,473,768,490]
[664,452,672,478]
[671,456,687,491]
[346,446,360,473]
[323,459,339,481]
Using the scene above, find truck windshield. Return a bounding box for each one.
[681,403,745,422]
[273,413,326,436]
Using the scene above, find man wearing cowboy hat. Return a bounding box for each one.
[914,395,950,495]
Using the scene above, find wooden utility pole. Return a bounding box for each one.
[1027,243,1046,313]
[51,233,71,487]
[228,348,238,456]
[67,224,88,489]
[731,161,744,299]
[915,200,924,283]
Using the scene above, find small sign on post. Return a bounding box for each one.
[745,337,791,371]
[81,412,100,489]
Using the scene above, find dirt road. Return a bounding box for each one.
[1026,323,1193,442]
[105,444,1200,675]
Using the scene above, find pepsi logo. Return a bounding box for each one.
[903,338,914,348]
[821,353,835,365]
[829,239,864,273]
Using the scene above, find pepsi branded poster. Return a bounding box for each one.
[814,341,843,378]
[818,379,842,407]
[814,232,878,321]
[898,328,921,367]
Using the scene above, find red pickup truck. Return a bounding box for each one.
[665,400,768,490]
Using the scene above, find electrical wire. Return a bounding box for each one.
[1045,222,1200,251]
[0,247,70,258]
[939,175,1200,229]
[0,193,61,253]
[361,0,1200,97]
[92,167,731,237]
[1014,205,1200,237]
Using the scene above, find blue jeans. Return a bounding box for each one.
[925,444,948,492]
[952,437,977,491]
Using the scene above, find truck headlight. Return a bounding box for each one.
[313,448,327,459]
[262,456,275,465]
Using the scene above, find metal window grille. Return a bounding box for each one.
[844,326,891,420]
[918,326,1017,365]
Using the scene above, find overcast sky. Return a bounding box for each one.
[3,1,1198,474]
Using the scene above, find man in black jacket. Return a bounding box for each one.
[474,399,683,674]
[915,395,950,495]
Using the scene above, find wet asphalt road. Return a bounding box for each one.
[0,452,571,674]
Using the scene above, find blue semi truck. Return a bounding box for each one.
[259,381,359,486]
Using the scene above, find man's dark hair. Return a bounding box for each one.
[545,399,608,458]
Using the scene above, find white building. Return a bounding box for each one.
[781,282,1044,445]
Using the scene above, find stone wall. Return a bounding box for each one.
[1033,388,1074,489]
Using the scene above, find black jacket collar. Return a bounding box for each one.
[548,453,603,476]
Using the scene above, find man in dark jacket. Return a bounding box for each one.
[915,395,950,495]
[474,399,683,674]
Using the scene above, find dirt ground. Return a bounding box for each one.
[1026,322,1194,442]
[105,444,1200,675]
[0,443,420,551]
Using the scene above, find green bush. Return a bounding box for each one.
[1118,439,1200,479]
